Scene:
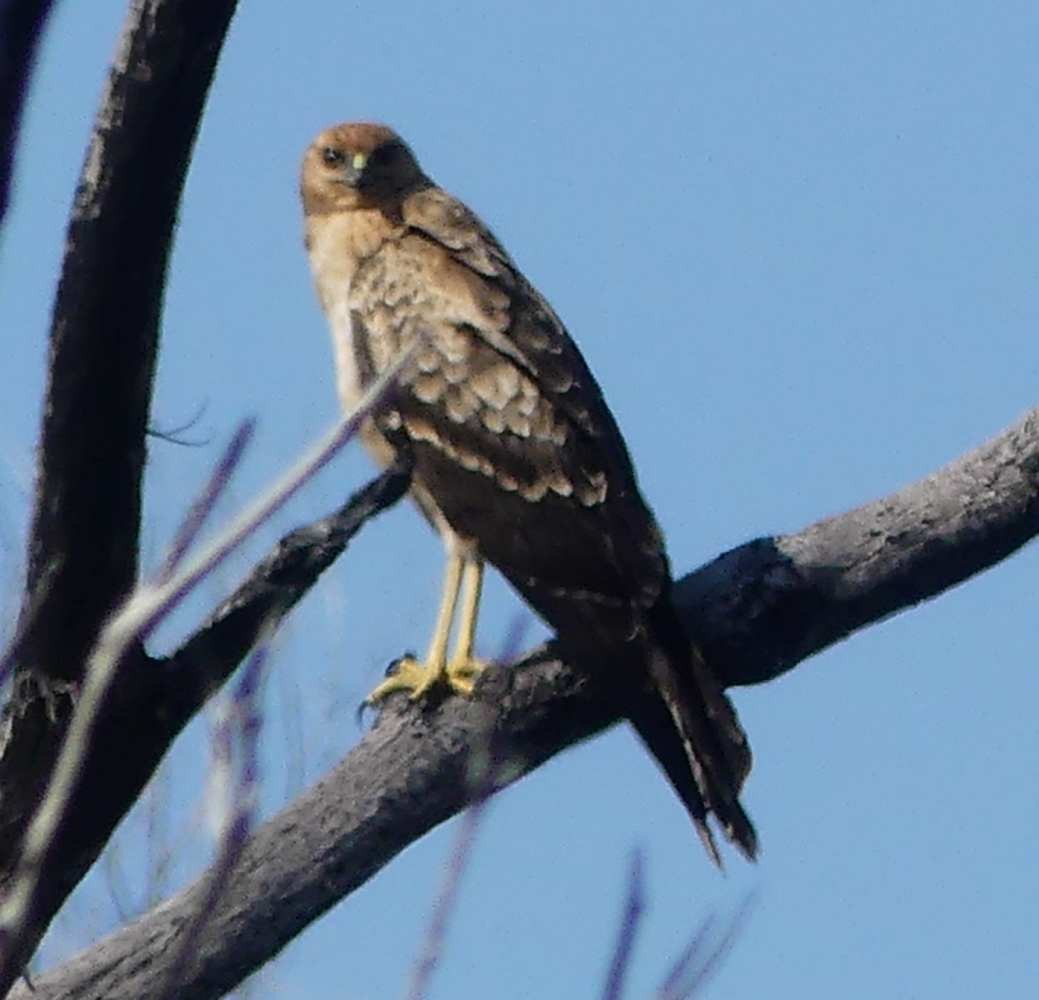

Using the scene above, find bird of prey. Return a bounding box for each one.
[300,122,756,862]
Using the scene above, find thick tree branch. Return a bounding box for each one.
[2,0,238,846]
[159,459,414,719]
[15,407,1039,1000]
[17,0,238,684]
[675,406,1039,685]
[0,465,410,996]
[0,0,237,982]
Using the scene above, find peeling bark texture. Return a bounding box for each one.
[9,407,1039,1000]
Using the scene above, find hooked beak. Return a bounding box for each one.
[341,150,369,187]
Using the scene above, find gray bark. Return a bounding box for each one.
[10,405,1039,1000]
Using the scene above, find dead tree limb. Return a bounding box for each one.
[10,406,1038,1000]
[0,462,409,995]
[0,0,238,986]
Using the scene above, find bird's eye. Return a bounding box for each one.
[322,147,345,166]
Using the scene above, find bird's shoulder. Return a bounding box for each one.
[392,186,608,429]
[400,185,514,279]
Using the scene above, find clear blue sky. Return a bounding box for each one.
[2,2,1038,997]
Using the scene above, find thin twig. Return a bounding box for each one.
[0,349,410,981]
[157,644,269,1000]
[156,420,255,583]
[147,349,410,621]
[147,399,211,447]
[657,894,757,1000]
[600,850,646,1000]
[403,625,523,1000]
[655,915,716,1000]
[0,423,254,973]
[404,791,495,1000]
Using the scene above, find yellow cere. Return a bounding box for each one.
[351,152,368,171]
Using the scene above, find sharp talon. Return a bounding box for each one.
[366,655,442,704]
[383,653,415,678]
[364,653,487,705]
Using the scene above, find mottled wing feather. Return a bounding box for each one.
[348,190,669,638]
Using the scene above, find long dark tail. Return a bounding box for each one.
[628,597,757,865]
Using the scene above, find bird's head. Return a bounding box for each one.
[301,122,427,214]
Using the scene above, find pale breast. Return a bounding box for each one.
[305,210,475,547]
[307,214,364,411]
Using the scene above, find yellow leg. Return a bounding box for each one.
[366,551,463,703]
[444,558,487,695]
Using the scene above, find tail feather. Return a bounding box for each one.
[630,599,758,864]
[628,695,724,865]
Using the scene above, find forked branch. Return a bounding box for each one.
[11,405,1038,1000]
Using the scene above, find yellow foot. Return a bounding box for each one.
[443,655,487,697]
[365,655,487,704]
[367,656,442,704]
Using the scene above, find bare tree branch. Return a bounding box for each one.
[155,645,269,1000]
[656,894,756,1000]
[13,406,1039,1000]
[1,0,239,896]
[675,406,1039,686]
[15,0,239,684]
[0,0,237,985]
[161,457,413,715]
[601,850,645,1000]
[0,460,410,996]
[405,778,495,1000]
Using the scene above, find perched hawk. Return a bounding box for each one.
[300,123,756,862]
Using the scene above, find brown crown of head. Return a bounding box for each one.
[301,122,427,214]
